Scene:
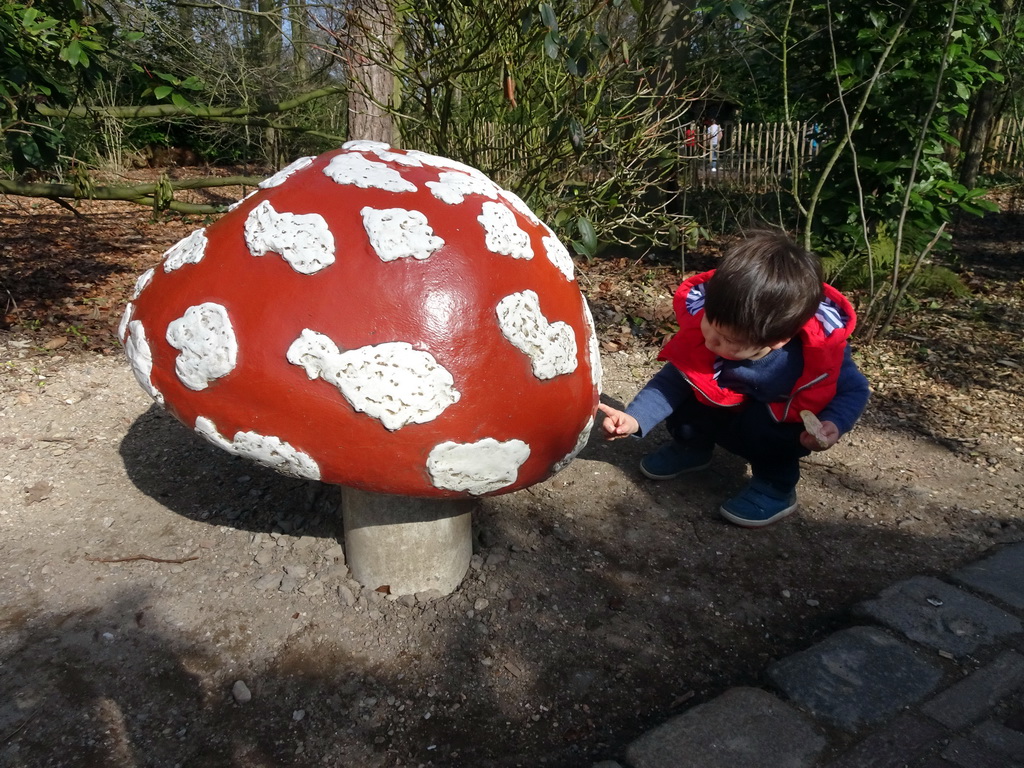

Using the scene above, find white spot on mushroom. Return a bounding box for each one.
[163,229,208,273]
[286,329,460,431]
[343,140,424,167]
[124,319,164,405]
[581,297,603,391]
[166,302,238,391]
[552,416,595,474]
[323,153,417,193]
[405,150,492,181]
[130,268,154,300]
[259,156,315,188]
[361,207,445,262]
[479,202,533,260]
[227,189,258,212]
[118,302,134,342]
[543,235,575,281]
[342,139,391,154]
[244,200,336,275]
[426,438,530,495]
[194,416,320,480]
[496,290,578,380]
[497,189,543,225]
[427,171,500,205]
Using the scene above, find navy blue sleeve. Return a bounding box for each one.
[817,346,870,436]
[624,364,692,437]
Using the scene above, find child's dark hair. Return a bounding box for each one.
[703,230,823,345]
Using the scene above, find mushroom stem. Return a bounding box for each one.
[341,488,474,596]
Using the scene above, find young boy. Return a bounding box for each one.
[598,230,870,527]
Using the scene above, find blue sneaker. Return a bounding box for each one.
[720,480,798,528]
[640,442,713,480]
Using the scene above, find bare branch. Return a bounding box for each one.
[0,175,263,214]
[36,85,345,120]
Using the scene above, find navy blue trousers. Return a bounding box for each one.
[665,391,809,492]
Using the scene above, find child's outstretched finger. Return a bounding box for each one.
[596,402,638,439]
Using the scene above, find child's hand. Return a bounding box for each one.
[597,403,639,440]
[800,419,840,451]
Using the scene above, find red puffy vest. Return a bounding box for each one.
[657,270,857,423]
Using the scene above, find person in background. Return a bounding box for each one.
[707,117,721,171]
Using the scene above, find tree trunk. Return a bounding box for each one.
[958,0,1013,189]
[347,0,395,143]
[959,79,1000,189]
[292,0,310,81]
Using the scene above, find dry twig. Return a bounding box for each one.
[84,553,199,564]
[2,706,41,743]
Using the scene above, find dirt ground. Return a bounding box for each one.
[1,181,1022,767]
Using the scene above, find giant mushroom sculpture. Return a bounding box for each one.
[120,142,601,595]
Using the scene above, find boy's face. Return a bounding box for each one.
[700,316,789,361]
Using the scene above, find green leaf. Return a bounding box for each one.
[539,2,557,31]
[543,30,560,59]
[729,1,751,21]
[171,92,192,109]
[576,216,597,253]
[568,31,586,59]
[568,117,585,151]
[153,85,173,99]
[570,240,593,259]
[10,133,44,169]
[519,8,535,34]
[834,58,854,77]
[61,40,82,66]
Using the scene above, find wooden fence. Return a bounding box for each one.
[987,115,1024,176]
[679,120,821,189]
[471,117,1024,191]
[687,118,1024,186]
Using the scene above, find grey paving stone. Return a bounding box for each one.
[973,720,1024,762]
[824,713,945,768]
[952,544,1024,611]
[768,626,943,732]
[941,736,1023,768]
[855,575,1022,659]
[624,687,825,768]
[922,650,1024,730]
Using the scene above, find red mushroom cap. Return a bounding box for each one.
[121,142,601,498]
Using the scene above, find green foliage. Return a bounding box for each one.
[820,224,969,300]
[393,0,699,256]
[699,0,1011,335]
[0,0,109,172]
